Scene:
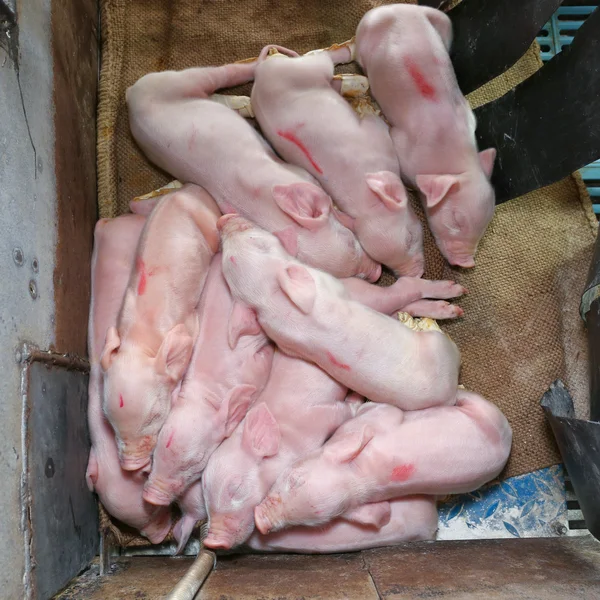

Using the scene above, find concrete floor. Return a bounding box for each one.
[55,536,600,599]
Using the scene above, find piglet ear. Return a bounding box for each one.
[223,384,257,437]
[242,402,281,458]
[272,182,331,231]
[276,264,316,314]
[100,326,121,372]
[342,501,392,529]
[85,448,98,492]
[365,171,408,211]
[173,515,196,555]
[416,174,460,209]
[227,302,261,350]
[273,226,299,257]
[323,425,374,464]
[478,148,497,179]
[155,324,194,383]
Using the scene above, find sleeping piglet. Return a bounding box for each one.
[355,4,497,267]
[86,215,173,543]
[255,389,512,534]
[127,61,380,281]
[143,256,274,507]
[219,214,461,411]
[251,45,424,277]
[101,184,220,470]
[201,351,360,550]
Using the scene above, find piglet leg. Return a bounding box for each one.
[341,276,466,316]
[127,62,257,106]
[331,74,370,97]
[305,38,356,65]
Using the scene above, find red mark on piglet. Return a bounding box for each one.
[136,258,147,296]
[404,57,436,101]
[166,431,175,449]
[277,129,323,174]
[326,351,351,371]
[391,464,415,481]
[119,394,124,408]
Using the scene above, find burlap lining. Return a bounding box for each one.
[96,0,597,547]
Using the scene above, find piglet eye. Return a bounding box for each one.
[287,473,304,491]
[446,210,466,235]
[227,480,244,500]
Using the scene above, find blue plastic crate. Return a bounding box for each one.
[536,6,600,214]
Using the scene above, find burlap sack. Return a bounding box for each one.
[97,0,597,545]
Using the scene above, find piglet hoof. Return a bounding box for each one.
[403,300,464,320]
[437,282,467,299]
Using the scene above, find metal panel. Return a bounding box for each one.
[26,361,98,600]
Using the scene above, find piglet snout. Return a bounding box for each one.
[449,255,475,268]
[217,213,251,236]
[118,436,155,471]
[140,509,173,544]
[395,255,425,279]
[120,455,152,472]
[217,213,237,232]
[143,479,174,506]
[254,495,284,534]
[360,255,382,283]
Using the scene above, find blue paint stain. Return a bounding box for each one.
[503,521,521,538]
[438,465,567,538]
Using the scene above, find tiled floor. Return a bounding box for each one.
[56,536,600,599]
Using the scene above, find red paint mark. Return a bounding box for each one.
[166,431,175,449]
[326,351,351,371]
[119,394,124,408]
[137,257,147,295]
[404,57,436,100]
[391,464,415,482]
[277,129,323,174]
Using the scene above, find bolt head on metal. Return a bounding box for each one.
[551,521,568,536]
[13,247,24,266]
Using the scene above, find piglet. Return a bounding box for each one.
[201,351,360,550]
[86,215,173,543]
[255,389,512,534]
[251,46,424,277]
[143,256,274,507]
[219,214,461,410]
[127,62,380,281]
[355,4,497,267]
[248,496,437,553]
[101,184,220,470]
